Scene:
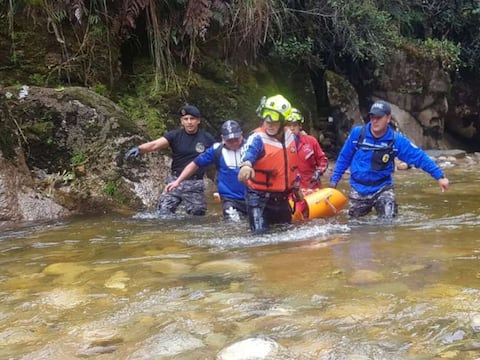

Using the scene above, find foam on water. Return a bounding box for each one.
[183,221,351,250]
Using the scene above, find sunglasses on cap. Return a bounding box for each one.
[261,108,284,123]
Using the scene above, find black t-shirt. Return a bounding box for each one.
[164,128,215,177]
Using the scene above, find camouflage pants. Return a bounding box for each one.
[348,185,397,218]
[158,175,207,216]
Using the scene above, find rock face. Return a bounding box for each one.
[327,49,452,150]
[446,79,480,150]
[0,149,70,222]
[375,49,451,149]
[325,70,363,153]
[0,86,169,226]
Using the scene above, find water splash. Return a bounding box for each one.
[184,221,351,250]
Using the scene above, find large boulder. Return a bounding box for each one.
[0,86,169,226]
[374,49,451,149]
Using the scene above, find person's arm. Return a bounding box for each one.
[241,134,264,165]
[313,140,329,174]
[238,134,264,184]
[329,128,359,187]
[165,162,200,192]
[138,137,169,153]
[395,134,449,192]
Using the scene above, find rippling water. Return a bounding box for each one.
[1,164,480,359]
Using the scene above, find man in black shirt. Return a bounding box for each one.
[125,105,215,215]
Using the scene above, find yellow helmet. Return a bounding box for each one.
[260,95,292,123]
[286,108,304,123]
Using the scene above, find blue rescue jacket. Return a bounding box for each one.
[194,141,245,200]
[330,123,445,195]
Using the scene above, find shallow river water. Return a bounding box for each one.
[1,162,480,359]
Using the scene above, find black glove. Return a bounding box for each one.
[124,146,141,160]
[310,169,321,184]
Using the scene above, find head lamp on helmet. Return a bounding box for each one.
[255,96,267,117]
[287,108,304,123]
[261,95,292,123]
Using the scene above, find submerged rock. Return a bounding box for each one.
[195,259,257,275]
[217,337,281,360]
[348,269,384,285]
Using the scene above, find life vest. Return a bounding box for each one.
[352,125,396,186]
[248,128,299,192]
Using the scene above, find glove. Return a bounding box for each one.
[124,146,140,160]
[238,162,255,184]
[310,169,321,184]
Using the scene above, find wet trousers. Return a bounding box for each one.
[221,198,247,217]
[348,185,397,218]
[158,176,206,216]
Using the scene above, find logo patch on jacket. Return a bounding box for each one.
[195,143,205,153]
[382,154,390,163]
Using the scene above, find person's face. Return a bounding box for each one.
[286,122,301,135]
[369,114,390,137]
[223,136,243,150]
[264,120,281,136]
[180,115,200,134]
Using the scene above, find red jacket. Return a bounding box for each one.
[297,132,328,189]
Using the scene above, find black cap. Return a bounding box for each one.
[221,120,243,140]
[179,105,201,118]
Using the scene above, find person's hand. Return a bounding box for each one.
[124,146,141,160]
[165,180,181,193]
[238,161,255,184]
[438,177,449,192]
[292,188,304,202]
[310,169,321,184]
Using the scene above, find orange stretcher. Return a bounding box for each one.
[290,187,348,220]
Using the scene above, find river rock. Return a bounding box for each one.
[348,269,384,285]
[104,270,130,290]
[194,259,257,275]
[129,331,204,358]
[42,262,90,282]
[396,160,410,170]
[40,288,87,309]
[471,314,480,332]
[216,337,281,360]
[148,259,192,275]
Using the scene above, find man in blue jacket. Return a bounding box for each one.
[330,100,450,218]
[165,120,246,219]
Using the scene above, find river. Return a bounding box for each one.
[1,160,480,359]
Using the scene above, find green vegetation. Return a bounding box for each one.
[103,180,117,197]
[0,0,477,106]
[103,178,127,204]
[70,151,86,167]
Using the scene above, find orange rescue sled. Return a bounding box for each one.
[290,187,348,220]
